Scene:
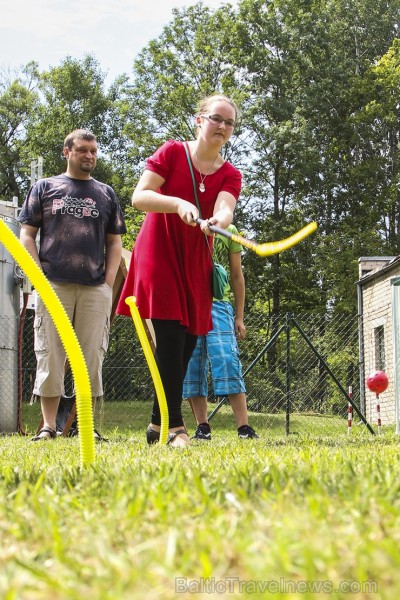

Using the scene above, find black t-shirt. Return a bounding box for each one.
[18,174,126,285]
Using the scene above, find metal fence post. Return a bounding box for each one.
[285,313,291,436]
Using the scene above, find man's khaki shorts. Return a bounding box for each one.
[32,281,112,398]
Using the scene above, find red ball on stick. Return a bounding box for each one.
[366,370,389,394]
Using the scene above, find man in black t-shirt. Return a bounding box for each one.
[19,129,126,440]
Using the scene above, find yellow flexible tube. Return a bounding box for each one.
[0,219,95,466]
[230,222,318,257]
[125,296,169,445]
[254,222,318,257]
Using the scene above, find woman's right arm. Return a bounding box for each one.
[132,170,199,226]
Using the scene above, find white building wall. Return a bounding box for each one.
[360,263,400,426]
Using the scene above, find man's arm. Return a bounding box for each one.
[228,250,246,340]
[19,224,41,269]
[104,233,123,288]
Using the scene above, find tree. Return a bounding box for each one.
[232,0,400,318]
[117,3,248,187]
[22,55,125,201]
[0,63,39,201]
[290,0,400,314]
[354,38,400,252]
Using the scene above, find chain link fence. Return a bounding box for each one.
[0,309,377,437]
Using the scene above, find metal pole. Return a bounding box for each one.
[292,316,375,435]
[30,157,43,187]
[285,313,291,436]
[347,386,353,434]
[391,277,400,435]
[357,282,366,418]
[37,157,43,180]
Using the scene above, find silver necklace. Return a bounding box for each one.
[194,148,218,192]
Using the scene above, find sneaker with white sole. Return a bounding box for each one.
[237,425,259,439]
[192,422,212,440]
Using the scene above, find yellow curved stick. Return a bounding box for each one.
[253,222,317,257]
[222,221,317,257]
[125,296,169,445]
[0,220,95,466]
[198,220,318,257]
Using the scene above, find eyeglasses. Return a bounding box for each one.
[201,114,236,128]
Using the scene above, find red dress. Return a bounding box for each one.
[116,140,242,335]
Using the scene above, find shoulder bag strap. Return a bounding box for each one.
[183,142,214,260]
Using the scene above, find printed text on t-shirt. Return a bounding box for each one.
[52,196,100,218]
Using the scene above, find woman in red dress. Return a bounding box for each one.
[117,94,241,447]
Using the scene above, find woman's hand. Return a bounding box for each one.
[198,218,217,236]
[177,200,199,226]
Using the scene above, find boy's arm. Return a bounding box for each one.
[228,250,246,340]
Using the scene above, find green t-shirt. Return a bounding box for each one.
[212,224,243,302]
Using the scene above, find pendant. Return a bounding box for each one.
[199,182,205,192]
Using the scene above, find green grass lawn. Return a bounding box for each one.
[21,399,375,438]
[1,409,398,599]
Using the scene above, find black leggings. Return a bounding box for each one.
[151,319,198,428]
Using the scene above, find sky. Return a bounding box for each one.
[0,0,235,85]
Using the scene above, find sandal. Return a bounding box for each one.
[30,426,57,441]
[146,426,160,445]
[167,429,189,447]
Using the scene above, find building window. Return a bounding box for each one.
[374,325,385,370]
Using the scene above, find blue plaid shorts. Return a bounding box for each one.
[183,301,246,397]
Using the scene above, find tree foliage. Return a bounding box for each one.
[0,63,39,200]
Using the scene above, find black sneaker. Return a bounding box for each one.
[238,425,259,439]
[192,422,211,440]
[146,426,160,445]
[63,426,108,441]
[93,429,108,442]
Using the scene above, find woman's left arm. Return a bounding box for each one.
[199,191,236,235]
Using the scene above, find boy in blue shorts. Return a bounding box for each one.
[183,224,258,440]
